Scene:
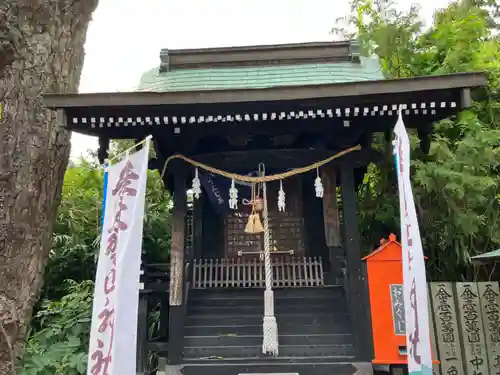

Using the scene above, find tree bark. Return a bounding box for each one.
[0,1,98,373]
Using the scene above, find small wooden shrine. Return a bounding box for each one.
[43,40,485,375]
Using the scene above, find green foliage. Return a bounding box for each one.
[18,2,500,372]
[20,281,93,375]
[44,159,103,300]
[333,0,423,77]
[337,0,500,280]
[21,144,172,374]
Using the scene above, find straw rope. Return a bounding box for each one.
[160,144,361,182]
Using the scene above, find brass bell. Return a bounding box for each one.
[253,197,263,212]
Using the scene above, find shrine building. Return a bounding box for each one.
[43,40,486,375]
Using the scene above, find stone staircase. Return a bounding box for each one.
[180,286,372,375]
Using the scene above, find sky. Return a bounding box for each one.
[73,0,451,159]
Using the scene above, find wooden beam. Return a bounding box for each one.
[43,72,485,108]
[60,110,449,145]
[182,117,368,139]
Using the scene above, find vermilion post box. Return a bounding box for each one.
[363,233,438,366]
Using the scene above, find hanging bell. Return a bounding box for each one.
[253,197,264,212]
[245,212,264,234]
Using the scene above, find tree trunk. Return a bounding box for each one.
[0,1,98,373]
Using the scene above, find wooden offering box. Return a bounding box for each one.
[363,233,438,366]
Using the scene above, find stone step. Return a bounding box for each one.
[183,343,356,359]
[185,313,351,328]
[187,302,347,315]
[184,333,354,347]
[181,361,370,375]
[183,356,359,364]
[189,286,344,298]
[189,295,343,307]
[184,322,352,336]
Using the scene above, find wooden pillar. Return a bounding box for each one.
[321,165,343,283]
[97,136,110,164]
[168,166,187,365]
[340,165,372,361]
[136,292,149,374]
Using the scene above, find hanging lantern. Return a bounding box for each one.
[277,180,286,212]
[192,167,202,199]
[229,179,238,209]
[314,167,324,198]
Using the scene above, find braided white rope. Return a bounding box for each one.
[263,181,272,291]
[261,180,279,355]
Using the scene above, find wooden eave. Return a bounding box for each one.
[42,72,486,140]
[44,72,485,108]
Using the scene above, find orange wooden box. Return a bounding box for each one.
[363,233,438,365]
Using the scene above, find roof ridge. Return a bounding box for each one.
[159,40,360,72]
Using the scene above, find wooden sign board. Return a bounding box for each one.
[429,282,464,375]
[478,282,500,375]
[455,282,488,375]
[389,284,406,335]
[427,287,441,375]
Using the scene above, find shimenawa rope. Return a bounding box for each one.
[159,144,361,182]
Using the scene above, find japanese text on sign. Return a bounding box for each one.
[89,161,139,375]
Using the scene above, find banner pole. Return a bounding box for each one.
[107,134,152,164]
[101,158,109,230]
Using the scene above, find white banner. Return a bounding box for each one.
[87,144,149,375]
[393,111,433,375]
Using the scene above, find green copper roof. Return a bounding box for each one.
[137,57,384,92]
[472,248,500,261]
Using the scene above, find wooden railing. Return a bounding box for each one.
[191,256,324,289]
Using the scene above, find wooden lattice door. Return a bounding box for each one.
[224,177,305,258]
